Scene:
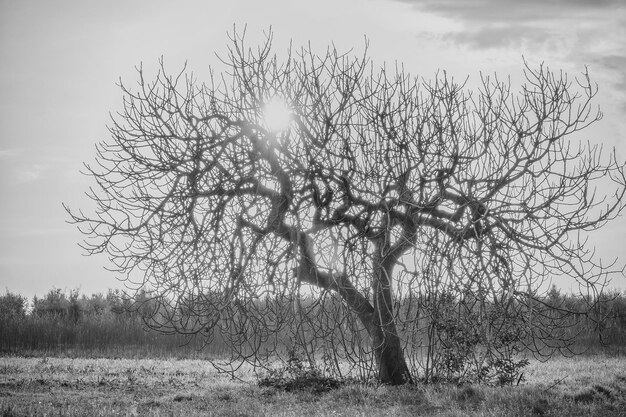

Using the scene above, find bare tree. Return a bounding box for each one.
[66,30,625,385]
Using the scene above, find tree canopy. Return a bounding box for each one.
[67,31,625,384]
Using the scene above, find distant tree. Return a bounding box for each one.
[32,288,81,323]
[66,30,625,384]
[78,293,109,317]
[106,289,132,316]
[0,291,27,321]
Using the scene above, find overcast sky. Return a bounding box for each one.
[1,0,625,299]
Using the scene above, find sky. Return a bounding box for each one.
[1,0,625,300]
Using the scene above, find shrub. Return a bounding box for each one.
[258,351,345,393]
[422,294,529,385]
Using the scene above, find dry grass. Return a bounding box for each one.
[525,354,626,389]
[1,355,625,416]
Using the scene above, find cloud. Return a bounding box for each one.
[442,24,558,50]
[596,55,626,85]
[16,163,50,183]
[398,0,625,23]
[396,0,626,51]
[0,146,82,185]
[593,55,626,113]
[393,0,626,114]
[0,148,21,160]
[0,149,53,183]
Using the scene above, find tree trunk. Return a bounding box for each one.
[371,322,413,385]
[331,267,413,384]
[296,231,413,384]
[369,250,413,385]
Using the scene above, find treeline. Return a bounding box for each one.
[0,286,625,359]
[0,288,228,358]
[543,286,626,353]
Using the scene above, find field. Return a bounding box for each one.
[2,288,625,415]
[1,355,625,416]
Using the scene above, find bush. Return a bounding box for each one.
[422,294,529,385]
[258,351,346,393]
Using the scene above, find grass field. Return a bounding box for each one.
[1,354,625,416]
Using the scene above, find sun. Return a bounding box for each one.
[262,97,292,133]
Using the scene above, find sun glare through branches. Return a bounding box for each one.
[262,96,292,133]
